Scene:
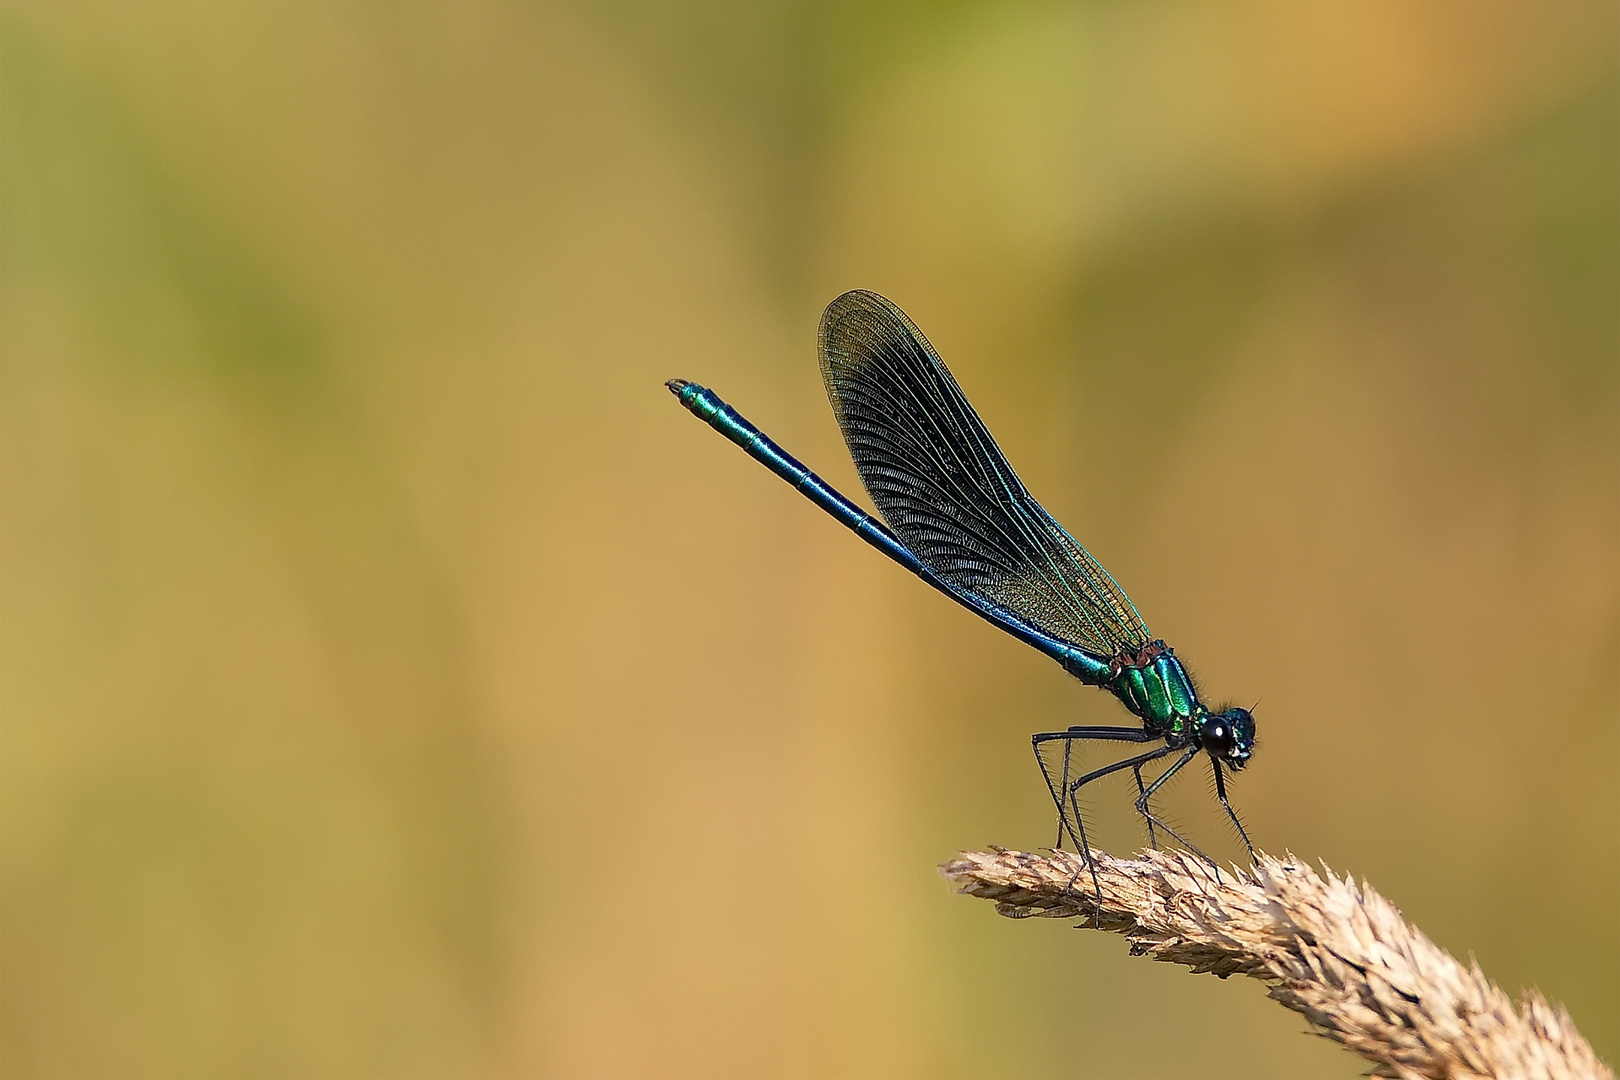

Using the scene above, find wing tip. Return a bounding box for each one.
[822,288,894,323]
[818,289,919,355]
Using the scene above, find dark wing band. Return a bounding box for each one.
[818,290,1150,658]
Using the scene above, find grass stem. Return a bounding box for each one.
[940,847,1610,1080]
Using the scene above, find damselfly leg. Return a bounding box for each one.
[1133,747,1221,879]
[1033,727,1170,911]
[1211,759,1257,863]
[1132,764,1157,849]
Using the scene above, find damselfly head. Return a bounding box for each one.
[1200,707,1256,770]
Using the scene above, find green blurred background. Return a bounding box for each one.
[2,2,1616,1076]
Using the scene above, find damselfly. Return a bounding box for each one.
[668,290,1257,894]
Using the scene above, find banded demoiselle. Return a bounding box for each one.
[668,290,1257,893]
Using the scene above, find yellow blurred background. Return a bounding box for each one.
[2,2,1615,1076]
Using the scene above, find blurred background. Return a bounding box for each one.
[2,2,1616,1077]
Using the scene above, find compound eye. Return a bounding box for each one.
[1200,717,1233,757]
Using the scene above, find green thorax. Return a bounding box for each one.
[1107,644,1202,736]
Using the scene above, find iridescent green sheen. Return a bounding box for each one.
[1115,668,1146,714]
[1105,652,1198,736]
[1158,654,1196,719]
[668,290,1258,888]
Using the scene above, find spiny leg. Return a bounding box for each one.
[1061,743,1181,898]
[1133,748,1223,877]
[1033,727,1155,853]
[1131,765,1158,849]
[1211,759,1256,864]
[1069,744,1185,854]
[1032,727,1157,916]
[1033,731,1099,906]
[1034,732,1106,906]
[1053,737,1075,850]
